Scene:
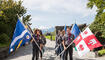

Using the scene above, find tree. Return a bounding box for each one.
[22,15,32,25]
[87,0,105,44]
[87,0,105,16]
[0,0,31,47]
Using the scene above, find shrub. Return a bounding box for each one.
[98,49,105,56]
[0,33,10,44]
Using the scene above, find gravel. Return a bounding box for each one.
[5,39,105,60]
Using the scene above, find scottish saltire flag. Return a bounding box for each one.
[9,19,31,53]
[71,24,80,39]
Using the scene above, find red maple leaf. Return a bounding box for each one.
[79,44,84,51]
[84,31,88,35]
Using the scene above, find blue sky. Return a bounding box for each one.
[21,0,97,29]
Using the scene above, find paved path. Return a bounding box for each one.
[5,39,105,60]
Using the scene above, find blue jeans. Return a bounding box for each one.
[60,44,64,60]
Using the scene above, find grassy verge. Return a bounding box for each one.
[45,36,55,40]
[98,49,105,56]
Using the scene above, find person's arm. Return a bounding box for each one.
[31,34,36,43]
[40,44,43,50]
[39,36,44,50]
[62,36,66,50]
[30,38,33,43]
[62,40,66,50]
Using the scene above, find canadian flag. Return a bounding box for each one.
[74,27,102,57]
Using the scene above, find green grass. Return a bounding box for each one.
[98,49,105,56]
[45,36,55,40]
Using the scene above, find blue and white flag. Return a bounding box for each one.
[71,24,80,39]
[9,19,31,53]
[64,25,67,32]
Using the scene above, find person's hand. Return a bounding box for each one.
[40,44,43,50]
[40,44,43,47]
[40,47,42,50]
[64,46,67,50]
[30,39,33,43]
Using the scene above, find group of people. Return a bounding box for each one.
[31,27,74,60]
[55,27,74,60]
[31,29,46,60]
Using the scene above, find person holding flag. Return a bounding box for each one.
[62,27,74,60]
[9,18,43,60]
[32,29,43,60]
[55,25,67,60]
[25,23,44,60]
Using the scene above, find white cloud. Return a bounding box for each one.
[16,0,97,27]
[31,16,43,22]
[21,0,96,16]
[39,26,52,30]
[32,25,53,30]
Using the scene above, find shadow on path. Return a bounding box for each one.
[5,44,32,60]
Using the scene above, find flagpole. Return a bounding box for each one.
[16,14,43,53]
[57,40,74,56]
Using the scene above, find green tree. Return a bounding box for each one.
[87,0,105,44]
[22,15,32,25]
[87,0,105,17]
[0,0,31,47]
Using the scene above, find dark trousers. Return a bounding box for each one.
[40,50,42,58]
[60,44,64,59]
[32,46,40,60]
[64,45,73,60]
